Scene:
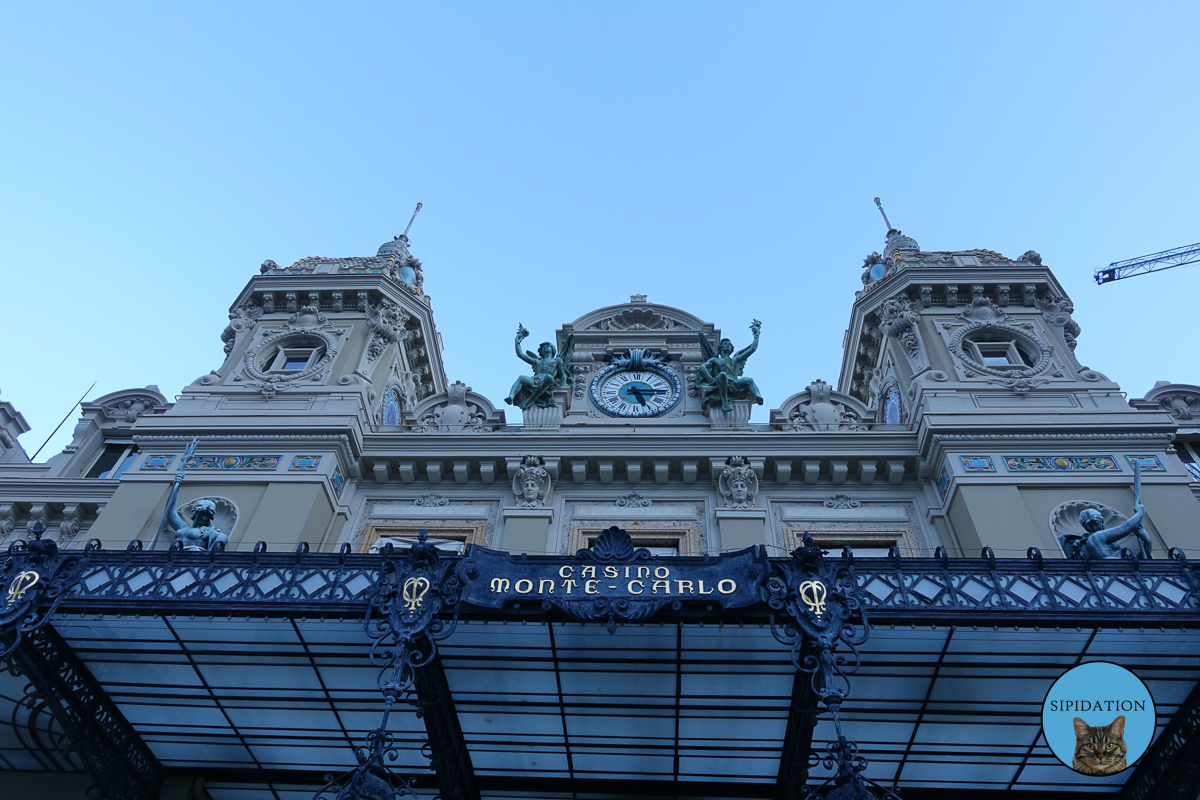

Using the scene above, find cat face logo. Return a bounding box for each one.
[1072,715,1127,776]
[402,576,431,611]
[798,580,827,619]
[1042,661,1152,777]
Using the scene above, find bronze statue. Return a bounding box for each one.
[505,324,574,410]
[1060,463,1153,560]
[697,320,763,412]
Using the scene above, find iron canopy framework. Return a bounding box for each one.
[2,531,1200,800]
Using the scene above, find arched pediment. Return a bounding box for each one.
[1137,382,1200,421]
[569,299,710,333]
[770,380,872,431]
[91,387,167,425]
[404,380,505,433]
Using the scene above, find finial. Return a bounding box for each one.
[874,197,896,234]
[401,202,423,241]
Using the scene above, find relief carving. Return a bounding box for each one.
[878,292,922,359]
[512,455,552,509]
[718,456,759,510]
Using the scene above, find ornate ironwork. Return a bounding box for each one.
[1,522,90,658]
[1119,677,1200,800]
[764,534,869,701]
[5,624,163,799]
[765,534,902,800]
[316,531,465,800]
[849,546,1200,624]
[54,541,1200,626]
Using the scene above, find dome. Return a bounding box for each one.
[882,229,919,261]
[377,235,411,258]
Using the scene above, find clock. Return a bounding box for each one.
[590,354,682,418]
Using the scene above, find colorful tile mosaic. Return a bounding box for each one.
[1003,456,1119,472]
[141,454,174,470]
[332,465,345,499]
[184,455,281,470]
[290,455,322,471]
[1126,454,1165,472]
[960,456,996,472]
[936,467,950,500]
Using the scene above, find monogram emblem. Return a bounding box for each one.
[798,579,827,620]
[6,570,40,606]
[402,576,431,611]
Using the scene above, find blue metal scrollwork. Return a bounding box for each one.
[1,524,90,659]
[315,531,464,800]
[765,534,899,800]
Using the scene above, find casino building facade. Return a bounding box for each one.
[1,223,1199,800]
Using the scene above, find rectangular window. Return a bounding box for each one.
[86,443,139,479]
[267,347,318,373]
[970,341,1023,368]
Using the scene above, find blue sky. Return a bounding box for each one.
[3,2,1198,457]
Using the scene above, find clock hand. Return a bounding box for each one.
[629,387,648,405]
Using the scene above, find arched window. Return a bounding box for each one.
[382,389,402,426]
[884,389,902,424]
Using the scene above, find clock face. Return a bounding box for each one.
[590,364,682,418]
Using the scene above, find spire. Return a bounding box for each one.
[377,203,423,258]
[873,197,919,262]
[874,197,896,235]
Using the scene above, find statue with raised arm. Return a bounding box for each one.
[504,323,574,410]
[697,320,764,412]
[160,470,229,551]
[1060,463,1153,560]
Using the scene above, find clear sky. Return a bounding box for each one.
[3,2,1198,458]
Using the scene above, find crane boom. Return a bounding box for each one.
[1095,241,1200,284]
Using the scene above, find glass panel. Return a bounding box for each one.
[383,390,402,425]
[283,356,309,370]
[884,390,901,424]
[110,449,139,479]
[88,443,128,478]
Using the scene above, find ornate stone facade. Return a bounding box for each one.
[0,225,1196,570]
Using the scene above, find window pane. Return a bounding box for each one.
[110,449,140,480]
[88,444,127,478]
[283,357,309,370]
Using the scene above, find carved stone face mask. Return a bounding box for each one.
[521,476,540,501]
[731,478,748,502]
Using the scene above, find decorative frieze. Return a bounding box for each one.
[1003,456,1118,471]
[184,455,282,470]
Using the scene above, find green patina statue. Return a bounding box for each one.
[505,323,574,410]
[698,320,764,411]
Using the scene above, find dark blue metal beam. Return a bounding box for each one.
[1118,678,1200,800]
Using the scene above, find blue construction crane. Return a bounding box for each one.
[1095,241,1200,284]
